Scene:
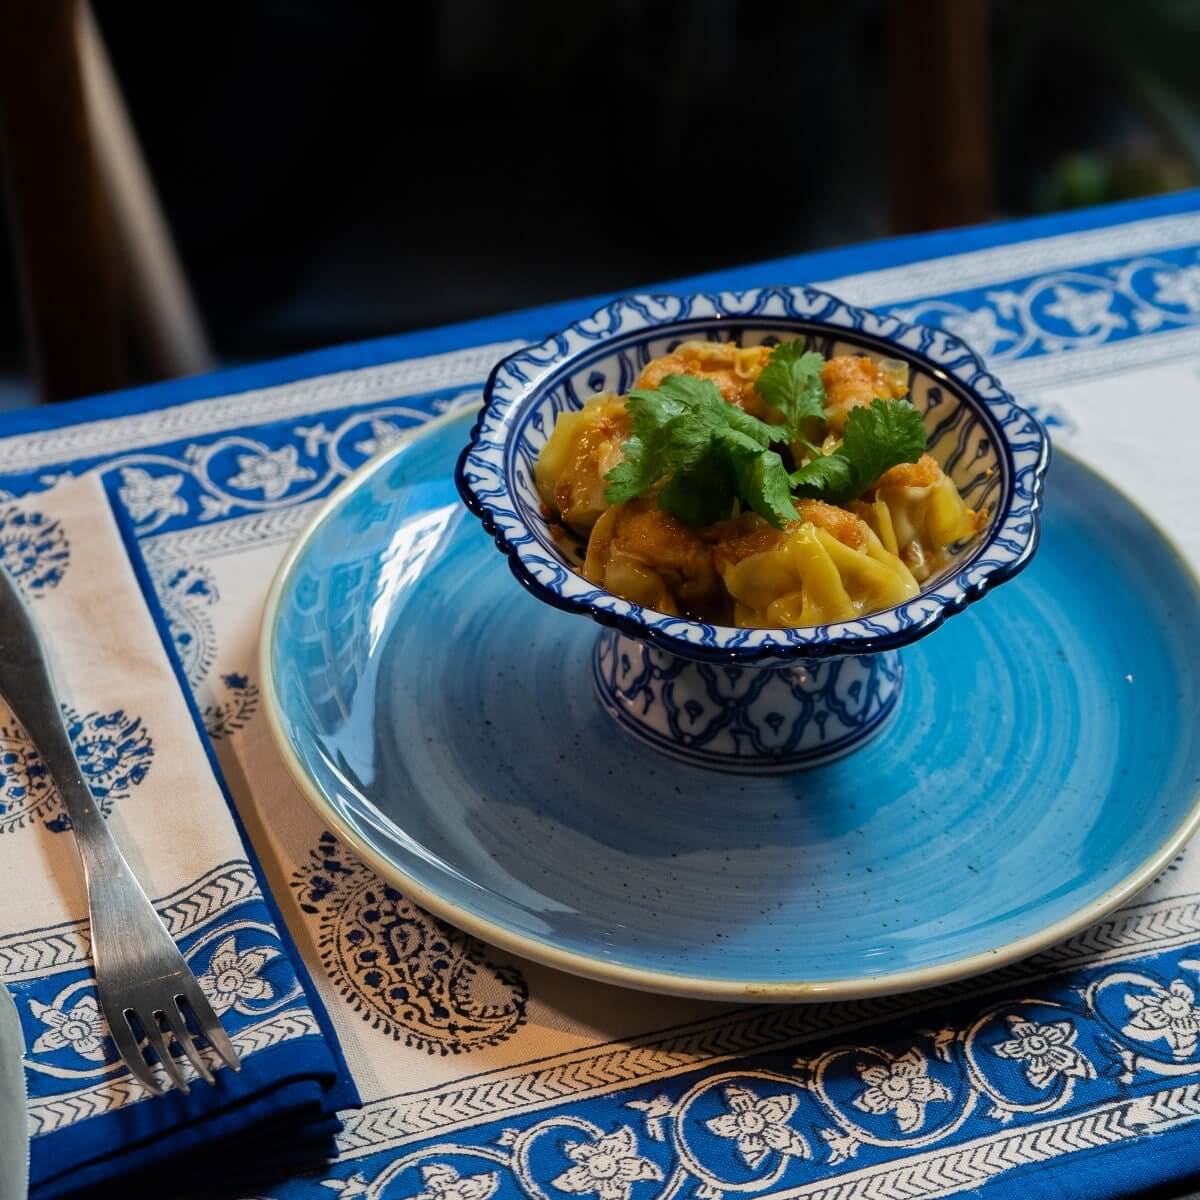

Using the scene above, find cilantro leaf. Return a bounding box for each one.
[601,366,927,528]
[658,460,734,528]
[840,398,928,492]
[604,374,797,528]
[790,398,927,504]
[602,382,693,504]
[724,438,797,528]
[720,401,787,448]
[602,436,654,505]
[631,372,717,413]
[755,342,827,434]
[789,452,855,497]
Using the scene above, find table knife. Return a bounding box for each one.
[0,984,27,1200]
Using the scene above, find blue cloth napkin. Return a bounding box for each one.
[0,474,357,1198]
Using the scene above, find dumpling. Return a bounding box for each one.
[710,501,919,627]
[861,454,984,581]
[533,393,629,533]
[635,340,773,419]
[821,355,910,433]
[532,341,984,630]
[583,495,723,617]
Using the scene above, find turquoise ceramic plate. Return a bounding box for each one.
[261,408,1200,1001]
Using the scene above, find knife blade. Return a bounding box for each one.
[0,984,28,1200]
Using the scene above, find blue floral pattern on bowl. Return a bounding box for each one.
[593,631,902,772]
[456,287,1050,666]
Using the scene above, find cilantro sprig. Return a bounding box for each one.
[754,341,827,443]
[604,375,797,528]
[790,398,927,504]
[601,346,929,529]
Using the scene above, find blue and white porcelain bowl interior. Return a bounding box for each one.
[457,288,1049,663]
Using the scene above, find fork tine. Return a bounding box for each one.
[181,983,241,1071]
[104,1003,163,1095]
[163,998,214,1085]
[143,1014,190,1094]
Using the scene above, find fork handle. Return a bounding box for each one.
[0,568,134,886]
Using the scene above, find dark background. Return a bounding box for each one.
[1,0,1199,404]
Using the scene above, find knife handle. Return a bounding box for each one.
[0,983,27,1200]
[0,568,130,882]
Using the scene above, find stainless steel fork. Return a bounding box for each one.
[0,566,241,1094]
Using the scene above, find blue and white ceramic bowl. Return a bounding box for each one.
[457,288,1050,772]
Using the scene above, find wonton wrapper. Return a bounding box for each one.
[716,514,919,627]
[862,456,983,581]
[533,393,629,533]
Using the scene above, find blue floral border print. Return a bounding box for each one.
[0,391,482,539]
[891,247,1200,361]
[5,861,316,1128]
[318,938,1200,1200]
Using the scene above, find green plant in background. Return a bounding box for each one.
[995,0,1200,213]
[1037,151,1195,212]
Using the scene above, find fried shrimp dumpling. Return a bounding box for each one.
[858,454,985,581]
[532,341,984,628]
[821,354,910,433]
[584,495,723,617]
[635,340,773,419]
[533,393,629,533]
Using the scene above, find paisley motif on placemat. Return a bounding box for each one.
[291,832,528,1054]
[151,562,219,686]
[0,505,70,595]
[0,705,153,834]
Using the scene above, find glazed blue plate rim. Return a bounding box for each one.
[261,406,1200,1002]
[454,287,1051,664]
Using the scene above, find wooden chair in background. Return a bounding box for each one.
[0,0,994,404]
[0,0,212,403]
[889,0,995,234]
